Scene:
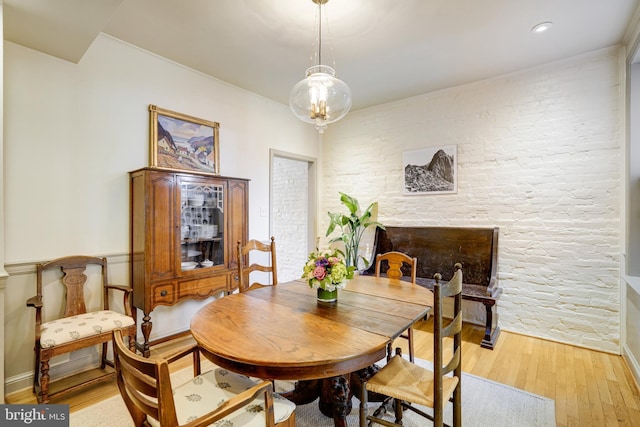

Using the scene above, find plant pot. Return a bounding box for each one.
[317,288,338,303]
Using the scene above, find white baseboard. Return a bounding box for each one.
[5,350,103,396]
[623,343,640,390]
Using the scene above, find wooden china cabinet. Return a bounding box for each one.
[129,167,248,356]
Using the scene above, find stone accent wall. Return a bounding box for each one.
[320,47,623,353]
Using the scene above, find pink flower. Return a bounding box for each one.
[313,266,327,280]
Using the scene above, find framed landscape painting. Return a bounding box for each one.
[149,105,220,175]
[403,145,457,195]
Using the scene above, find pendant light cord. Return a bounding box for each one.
[317,1,322,66]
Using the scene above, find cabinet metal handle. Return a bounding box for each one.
[160,290,167,297]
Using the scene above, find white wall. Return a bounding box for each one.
[4,35,317,262]
[2,34,318,393]
[320,47,624,353]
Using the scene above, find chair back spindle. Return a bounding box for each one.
[375,251,418,361]
[375,251,417,283]
[237,237,278,292]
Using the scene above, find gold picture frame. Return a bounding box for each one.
[149,104,220,175]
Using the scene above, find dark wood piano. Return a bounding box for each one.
[364,226,502,349]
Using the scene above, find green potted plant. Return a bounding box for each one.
[325,192,385,270]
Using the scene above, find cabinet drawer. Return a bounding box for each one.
[152,282,177,306]
[178,275,228,300]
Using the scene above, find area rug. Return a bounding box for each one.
[71,358,556,426]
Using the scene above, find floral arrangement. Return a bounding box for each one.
[302,248,355,291]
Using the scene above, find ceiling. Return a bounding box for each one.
[4,0,640,111]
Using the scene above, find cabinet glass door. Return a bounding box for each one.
[179,180,224,271]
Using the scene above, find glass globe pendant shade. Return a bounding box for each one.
[289,65,352,134]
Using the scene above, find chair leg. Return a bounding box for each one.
[39,359,50,404]
[101,342,108,369]
[128,333,137,353]
[393,398,403,424]
[453,383,462,427]
[33,350,41,392]
[434,395,443,427]
[407,327,414,362]
[359,380,368,427]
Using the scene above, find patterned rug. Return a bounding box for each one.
[71,358,556,426]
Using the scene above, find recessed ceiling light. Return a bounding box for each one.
[532,22,553,33]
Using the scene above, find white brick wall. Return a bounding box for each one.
[272,156,310,282]
[320,47,623,353]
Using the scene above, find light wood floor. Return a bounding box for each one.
[410,320,640,427]
[6,320,640,427]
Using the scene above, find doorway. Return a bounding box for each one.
[270,150,316,282]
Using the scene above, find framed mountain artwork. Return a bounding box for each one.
[149,104,220,175]
[403,145,457,195]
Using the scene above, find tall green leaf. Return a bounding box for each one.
[325,193,385,268]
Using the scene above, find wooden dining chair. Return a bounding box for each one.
[112,329,296,427]
[237,237,278,292]
[360,263,463,427]
[375,251,418,361]
[26,255,137,403]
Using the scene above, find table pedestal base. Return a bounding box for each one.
[280,379,321,405]
[280,365,387,427]
[319,376,352,426]
[281,375,352,427]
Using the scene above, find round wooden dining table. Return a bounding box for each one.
[190,275,433,427]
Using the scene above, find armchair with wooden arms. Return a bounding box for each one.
[26,255,137,403]
[112,329,297,427]
[237,236,278,292]
[375,251,418,362]
[360,263,463,427]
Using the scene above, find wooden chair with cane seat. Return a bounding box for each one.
[360,263,463,427]
[112,329,296,427]
[26,255,137,403]
[375,251,418,362]
[237,236,278,292]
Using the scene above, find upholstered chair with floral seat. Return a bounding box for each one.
[112,329,296,427]
[26,255,136,403]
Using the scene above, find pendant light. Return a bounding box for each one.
[289,0,352,134]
